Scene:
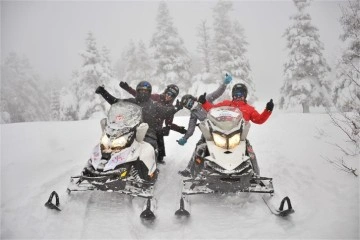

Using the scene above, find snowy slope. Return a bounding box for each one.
[1,112,359,239]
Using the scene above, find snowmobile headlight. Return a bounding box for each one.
[213,133,227,149]
[112,135,128,148]
[101,134,110,147]
[228,133,240,149]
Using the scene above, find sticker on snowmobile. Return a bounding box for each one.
[103,147,132,171]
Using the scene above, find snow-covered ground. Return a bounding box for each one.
[1,110,359,239]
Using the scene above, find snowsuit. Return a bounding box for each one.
[123,86,186,161]
[202,99,272,175]
[96,88,178,152]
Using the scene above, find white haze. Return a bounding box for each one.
[1,0,344,99]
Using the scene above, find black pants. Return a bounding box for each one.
[156,132,166,160]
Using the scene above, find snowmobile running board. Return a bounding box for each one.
[66,176,155,199]
[180,176,274,195]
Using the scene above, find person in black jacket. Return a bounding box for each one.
[119,81,186,163]
[95,81,182,157]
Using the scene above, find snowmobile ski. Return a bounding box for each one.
[44,191,61,211]
[262,194,295,217]
[175,197,190,217]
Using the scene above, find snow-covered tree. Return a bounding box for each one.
[280,0,331,113]
[0,52,49,122]
[211,1,256,102]
[150,1,192,90]
[333,0,360,112]
[50,88,60,121]
[329,0,359,151]
[100,46,121,98]
[212,1,233,75]
[59,32,110,120]
[122,40,153,91]
[196,20,212,74]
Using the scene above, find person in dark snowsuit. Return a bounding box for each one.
[198,83,274,175]
[95,81,182,157]
[119,82,186,164]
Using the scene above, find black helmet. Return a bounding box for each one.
[164,84,179,99]
[136,81,152,102]
[136,81,152,93]
[232,83,248,99]
[181,94,196,110]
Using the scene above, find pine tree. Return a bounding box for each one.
[281,0,331,113]
[333,0,360,112]
[137,40,153,82]
[123,40,153,90]
[59,32,109,120]
[329,0,359,150]
[211,1,256,102]
[150,1,192,90]
[212,1,233,75]
[0,52,49,122]
[50,88,60,121]
[196,20,212,74]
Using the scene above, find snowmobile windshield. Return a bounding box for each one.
[207,106,243,131]
[105,101,142,139]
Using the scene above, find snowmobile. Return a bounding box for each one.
[175,106,294,217]
[45,101,159,220]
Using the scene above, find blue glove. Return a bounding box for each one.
[177,137,187,146]
[224,74,232,84]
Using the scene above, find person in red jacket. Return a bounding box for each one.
[119,81,186,164]
[197,83,274,175]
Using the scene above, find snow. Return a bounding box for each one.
[1,111,359,239]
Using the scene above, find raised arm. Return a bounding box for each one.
[206,74,232,103]
[95,86,119,105]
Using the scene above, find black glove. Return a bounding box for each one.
[95,85,105,94]
[175,99,183,111]
[178,126,187,134]
[197,92,207,104]
[266,99,274,111]
[119,81,130,90]
[161,126,170,136]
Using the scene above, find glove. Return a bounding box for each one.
[224,73,232,84]
[266,99,274,111]
[178,126,187,134]
[175,99,183,111]
[95,85,105,94]
[119,81,130,90]
[197,92,207,104]
[177,137,187,146]
[161,126,170,136]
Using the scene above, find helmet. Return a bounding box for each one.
[136,81,152,102]
[232,83,248,99]
[181,94,197,110]
[164,84,179,99]
[136,81,152,93]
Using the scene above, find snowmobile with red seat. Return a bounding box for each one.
[45,101,159,220]
[175,106,294,217]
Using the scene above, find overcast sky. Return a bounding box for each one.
[1,0,345,100]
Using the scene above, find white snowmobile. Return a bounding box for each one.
[175,106,294,217]
[45,101,158,220]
